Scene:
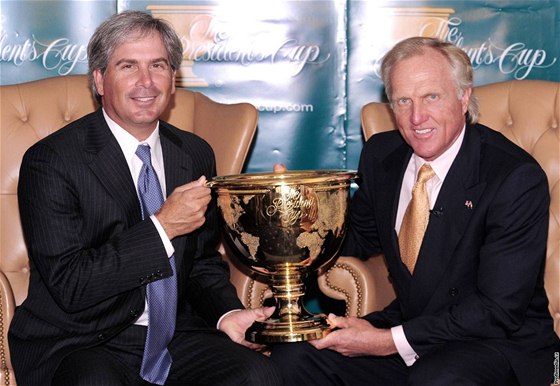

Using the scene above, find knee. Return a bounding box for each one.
[52,350,126,386]
[269,342,321,385]
[53,363,125,386]
[270,342,315,372]
[241,354,285,386]
[408,358,477,386]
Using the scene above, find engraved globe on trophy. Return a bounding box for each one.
[208,170,356,343]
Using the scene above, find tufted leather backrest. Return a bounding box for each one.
[361,79,560,336]
[0,74,257,385]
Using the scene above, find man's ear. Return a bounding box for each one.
[171,69,177,94]
[93,69,105,96]
[461,87,472,115]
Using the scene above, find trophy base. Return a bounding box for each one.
[246,314,332,343]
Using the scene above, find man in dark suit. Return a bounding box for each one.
[9,11,283,386]
[271,37,559,385]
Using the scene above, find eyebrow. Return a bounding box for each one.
[114,57,170,66]
[394,92,440,101]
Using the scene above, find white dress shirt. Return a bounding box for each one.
[103,109,174,326]
[391,125,466,366]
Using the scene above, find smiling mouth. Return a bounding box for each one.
[132,97,156,102]
[414,128,434,135]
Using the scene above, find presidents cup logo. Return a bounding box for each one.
[148,5,216,87]
[387,7,457,42]
[266,187,318,227]
[369,7,557,80]
[146,4,331,88]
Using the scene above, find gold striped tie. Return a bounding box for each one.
[399,164,435,273]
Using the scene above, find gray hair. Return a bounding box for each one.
[380,37,479,124]
[87,10,183,102]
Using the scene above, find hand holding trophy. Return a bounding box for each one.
[208,167,356,343]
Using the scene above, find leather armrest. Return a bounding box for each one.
[318,255,396,317]
[0,270,16,384]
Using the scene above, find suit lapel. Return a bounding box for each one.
[377,144,414,297]
[407,125,487,316]
[159,123,194,273]
[83,110,142,225]
[160,124,193,197]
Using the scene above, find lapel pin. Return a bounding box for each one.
[464,200,473,209]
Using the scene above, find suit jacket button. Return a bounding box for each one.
[448,288,459,297]
[130,309,138,317]
[97,333,105,341]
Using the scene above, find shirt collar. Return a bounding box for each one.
[412,124,466,182]
[103,108,161,166]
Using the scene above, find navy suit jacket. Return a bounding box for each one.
[343,123,558,386]
[9,109,243,385]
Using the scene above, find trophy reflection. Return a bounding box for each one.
[208,170,356,343]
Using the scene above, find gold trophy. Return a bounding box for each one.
[208,170,357,343]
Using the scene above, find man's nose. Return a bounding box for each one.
[410,103,428,125]
[136,67,153,87]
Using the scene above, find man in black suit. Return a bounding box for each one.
[9,11,283,386]
[271,37,559,385]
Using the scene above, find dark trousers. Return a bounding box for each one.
[52,325,284,386]
[270,340,520,386]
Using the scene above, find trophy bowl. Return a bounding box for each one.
[208,170,357,343]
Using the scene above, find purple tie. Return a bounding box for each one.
[136,144,177,385]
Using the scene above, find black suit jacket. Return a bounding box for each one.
[343,123,558,386]
[9,109,243,385]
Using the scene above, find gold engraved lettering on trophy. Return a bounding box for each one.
[266,186,317,226]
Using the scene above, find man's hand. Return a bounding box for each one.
[155,176,211,240]
[309,314,397,357]
[219,307,275,352]
[273,163,287,173]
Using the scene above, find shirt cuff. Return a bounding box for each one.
[391,325,419,366]
[150,214,174,257]
[217,309,242,330]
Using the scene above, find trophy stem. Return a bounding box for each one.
[272,264,306,323]
[245,264,331,343]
